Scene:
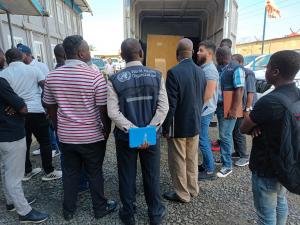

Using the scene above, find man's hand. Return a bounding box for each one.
[250,127,261,138]
[138,142,150,150]
[243,111,250,118]
[227,108,237,120]
[5,106,16,115]
[102,127,111,140]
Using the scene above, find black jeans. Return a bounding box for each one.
[60,141,107,214]
[233,117,249,159]
[25,113,54,174]
[116,139,165,224]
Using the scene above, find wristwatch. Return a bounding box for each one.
[244,107,253,112]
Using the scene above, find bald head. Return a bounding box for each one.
[121,38,143,63]
[176,38,193,61]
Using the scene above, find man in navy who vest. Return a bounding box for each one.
[107,38,169,225]
[215,46,245,178]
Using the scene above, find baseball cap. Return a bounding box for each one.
[17,44,32,54]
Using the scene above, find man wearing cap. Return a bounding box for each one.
[18,44,49,76]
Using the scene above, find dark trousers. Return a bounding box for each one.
[233,117,248,159]
[116,139,165,224]
[60,141,107,214]
[25,113,54,174]
[60,150,88,192]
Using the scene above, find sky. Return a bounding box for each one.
[82,0,300,53]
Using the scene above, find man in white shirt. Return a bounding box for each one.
[105,58,116,76]
[18,44,59,158]
[0,48,62,182]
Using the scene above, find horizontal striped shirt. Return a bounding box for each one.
[43,59,107,144]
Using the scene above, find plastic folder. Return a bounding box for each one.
[129,126,157,148]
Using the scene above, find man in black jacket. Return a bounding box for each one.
[163,38,206,203]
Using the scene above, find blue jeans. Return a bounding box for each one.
[216,106,236,169]
[199,113,215,172]
[252,173,288,225]
[49,127,59,150]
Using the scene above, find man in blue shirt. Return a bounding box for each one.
[215,47,245,178]
[231,54,256,167]
[197,40,219,180]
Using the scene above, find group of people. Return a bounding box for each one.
[0,34,299,225]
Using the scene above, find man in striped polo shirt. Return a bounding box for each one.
[43,35,117,221]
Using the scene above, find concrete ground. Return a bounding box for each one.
[0,126,299,225]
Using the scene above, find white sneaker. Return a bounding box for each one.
[22,168,42,181]
[216,168,232,178]
[234,158,249,167]
[52,150,60,158]
[32,149,41,156]
[41,170,62,181]
[33,149,60,158]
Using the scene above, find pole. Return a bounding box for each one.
[261,7,267,55]
[6,12,14,48]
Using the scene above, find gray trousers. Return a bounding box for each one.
[0,137,32,216]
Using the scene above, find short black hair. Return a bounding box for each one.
[269,50,300,80]
[54,44,65,58]
[5,48,23,64]
[232,54,244,64]
[121,38,142,62]
[216,47,231,59]
[199,40,216,54]
[62,35,83,59]
[220,38,232,48]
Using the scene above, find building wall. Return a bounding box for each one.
[0,0,83,69]
[236,36,300,55]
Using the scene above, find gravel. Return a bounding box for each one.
[0,125,299,225]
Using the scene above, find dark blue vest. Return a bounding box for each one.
[220,61,241,91]
[110,65,161,141]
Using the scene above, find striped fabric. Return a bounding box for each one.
[43,60,107,144]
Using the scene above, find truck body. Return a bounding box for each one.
[123,0,238,76]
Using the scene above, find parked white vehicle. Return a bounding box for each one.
[255,69,300,99]
[245,54,272,71]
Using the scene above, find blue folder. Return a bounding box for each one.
[129,126,157,148]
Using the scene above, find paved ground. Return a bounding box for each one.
[0,126,299,225]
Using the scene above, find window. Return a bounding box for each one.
[33,41,45,63]
[7,36,24,48]
[73,15,77,34]
[57,1,63,23]
[51,44,57,68]
[66,10,71,29]
[45,0,53,17]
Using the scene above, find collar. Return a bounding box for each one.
[179,58,191,63]
[9,61,24,66]
[126,61,143,68]
[275,82,296,90]
[65,59,88,66]
[200,61,214,69]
